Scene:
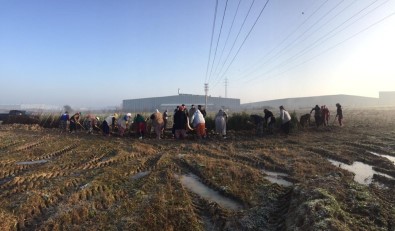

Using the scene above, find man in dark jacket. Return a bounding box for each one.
[173,106,188,139]
[264,109,276,134]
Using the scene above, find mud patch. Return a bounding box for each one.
[369,151,395,164]
[16,160,49,165]
[177,173,243,210]
[328,159,394,184]
[261,170,293,187]
[131,171,150,180]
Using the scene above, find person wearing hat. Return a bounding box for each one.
[279,106,291,135]
[69,112,81,134]
[335,103,343,126]
[103,113,118,136]
[118,113,132,137]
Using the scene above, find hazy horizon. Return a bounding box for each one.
[1,0,394,107]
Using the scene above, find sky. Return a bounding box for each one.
[0,0,394,108]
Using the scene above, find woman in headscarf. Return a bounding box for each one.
[151,109,164,139]
[215,109,228,138]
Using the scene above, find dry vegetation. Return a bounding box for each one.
[0,109,394,231]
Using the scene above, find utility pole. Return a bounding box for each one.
[224,77,228,98]
[204,83,209,110]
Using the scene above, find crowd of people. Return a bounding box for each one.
[58,103,343,139]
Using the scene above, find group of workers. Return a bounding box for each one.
[59,102,343,139]
[59,104,229,140]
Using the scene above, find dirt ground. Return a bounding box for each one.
[0,109,394,231]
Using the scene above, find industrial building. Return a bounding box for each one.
[122,94,240,112]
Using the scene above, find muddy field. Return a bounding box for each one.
[0,109,394,231]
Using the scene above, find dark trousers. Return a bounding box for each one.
[102,120,110,135]
[281,121,290,134]
[69,121,77,132]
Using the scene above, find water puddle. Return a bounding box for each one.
[131,171,150,180]
[16,160,49,165]
[176,173,243,210]
[328,159,395,185]
[261,170,293,187]
[368,151,395,164]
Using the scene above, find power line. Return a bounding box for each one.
[204,0,219,84]
[209,0,256,85]
[212,0,242,78]
[233,0,331,82]
[208,0,229,83]
[258,11,395,83]
[213,0,270,88]
[244,0,386,83]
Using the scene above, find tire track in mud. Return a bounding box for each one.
[175,157,248,209]
[0,140,20,152]
[344,141,394,156]
[12,139,46,152]
[15,177,84,230]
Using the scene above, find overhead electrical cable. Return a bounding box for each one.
[208,0,229,83]
[212,0,270,88]
[231,0,330,82]
[209,0,256,85]
[212,0,242,78]
[244,0,385,83]
[204,0,219,83]
[255,11,395,83]
[238,0,358,82]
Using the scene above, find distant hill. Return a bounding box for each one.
[241,94,381,110]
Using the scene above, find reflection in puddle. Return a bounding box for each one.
[261,170,293,187]
[177,173,243,210]
[16,160,49,165]
[328,159,394,184]
[369,151,395,164]
[131,171,150,180]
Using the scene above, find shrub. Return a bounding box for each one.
[227,112,255,131]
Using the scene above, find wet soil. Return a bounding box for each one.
[0,109,394,230]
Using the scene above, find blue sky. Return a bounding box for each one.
[1,0,394,107]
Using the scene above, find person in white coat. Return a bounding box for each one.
[117,113,132,137]
[192,109,206,139]
[279,106,291,134]
[215,109,228,138]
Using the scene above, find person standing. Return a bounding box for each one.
[59,111,69,133]
[163,109,169,130]
[310,105,322,127]
[188,105,197,123]
[215,109,228,139]
[279,106,291,135]
[192,109,206,139]
[151,109,164,139]
[322,105,330,126]
[173,106,188,139]
[69,112,81,134]
[198,105,207,117]
[263,109,276,134]
[335,103,343,126]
